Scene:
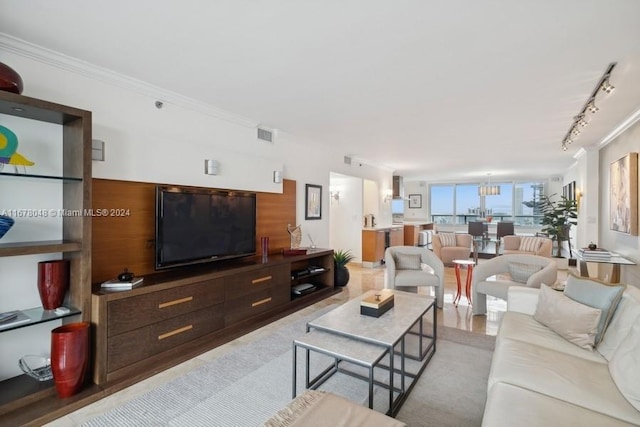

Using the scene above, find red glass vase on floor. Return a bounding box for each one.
[37,260,70,310]
[51,322,89,398]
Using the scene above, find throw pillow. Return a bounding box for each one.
[563,273,625,345]
[534,284,602,350]
[518,236,543,252]
[394,253,422,270]
[507,262,543,284]
[438,233,457,247]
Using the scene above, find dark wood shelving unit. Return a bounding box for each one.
[0,91,92,427]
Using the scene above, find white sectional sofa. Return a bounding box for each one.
[482,280,640,426]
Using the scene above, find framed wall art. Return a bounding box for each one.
[563,181,576,201]
[408,194,422,209]
[610,152,638,235]
[305,184,322,220]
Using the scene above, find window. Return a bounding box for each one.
[484,183,513,222]
[430,181,545,225]
[514,182,545,225]
[455,184,480,224]
[430,185,454,224]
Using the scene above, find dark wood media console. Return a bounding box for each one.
[92,249,337,386]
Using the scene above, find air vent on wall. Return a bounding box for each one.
[257,127,274,143]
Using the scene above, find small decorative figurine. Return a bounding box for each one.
[588,242,597,250]
[287,224,302,249]
[0,125,35,173]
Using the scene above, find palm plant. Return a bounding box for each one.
[333,249,355,287]
[540,194,578,258]
[333,249,355,268]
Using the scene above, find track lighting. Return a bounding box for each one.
[560,63,616,151]
[575,114,589,127]
[601,78,615,94]
[587,99,599,114]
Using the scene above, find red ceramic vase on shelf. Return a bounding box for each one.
[37,260,70,310]
[51,322,89,398]
[0,61,24,94]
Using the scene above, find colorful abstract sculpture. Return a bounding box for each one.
[0,125,35,173]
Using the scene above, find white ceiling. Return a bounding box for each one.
[2,0,640,182]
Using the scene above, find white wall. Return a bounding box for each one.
[0,43,394,379]
[598,119,640,284]
[329,173,363,261]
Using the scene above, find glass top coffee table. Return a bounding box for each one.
[293,290,436,416]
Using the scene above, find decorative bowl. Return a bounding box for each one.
[0,215,14,239]
[19,355,53,381]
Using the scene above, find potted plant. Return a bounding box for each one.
[539,194,578,259]
[333,249,355,287]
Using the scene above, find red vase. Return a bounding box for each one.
[51,322,89,398]
[37,260,70,310]
[0,61,24,94]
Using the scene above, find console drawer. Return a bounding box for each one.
[225,265,289,300]
[225,285,290,324]
[108,278,224,336]
[107,305,225,372]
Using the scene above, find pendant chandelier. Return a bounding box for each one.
[478,174,500,196]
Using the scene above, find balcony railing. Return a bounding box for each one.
[430,214,544,226]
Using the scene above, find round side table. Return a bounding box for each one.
[452,259,476,306]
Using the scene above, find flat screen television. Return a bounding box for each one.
[155,185,256,269]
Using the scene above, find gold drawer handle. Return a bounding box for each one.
[158,296,193,309]
[158,325,193,340]
[252,275,272,284]
[252,297,272,307]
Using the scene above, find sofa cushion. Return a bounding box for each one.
[497,311,606,363]
[488,339,640,425]
[394,252,421,270]
[507,262,543,284]
[564,274,625,344]
[438,232,457,247]
[393,269,440,288]
[598,286,640,360]
[533,284,602,350]
[609,321,640,412]
[518,236,543,252]
[483,382,637,427]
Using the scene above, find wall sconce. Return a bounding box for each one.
[273,170,282,183]
[576,189,582,210]
[383,189,393,203]
[330,190,340,204]
[204,159,219,175]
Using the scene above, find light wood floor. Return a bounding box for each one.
[47,261,565,426]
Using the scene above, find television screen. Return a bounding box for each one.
[155,185,256,269]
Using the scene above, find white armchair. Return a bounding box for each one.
[384,246,445,308]
[471,254,557,315]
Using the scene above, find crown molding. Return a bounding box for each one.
[597,106,640,148]
[0,33,258,128]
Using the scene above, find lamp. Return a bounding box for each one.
[478,174,500,196]
[560,62,616,150]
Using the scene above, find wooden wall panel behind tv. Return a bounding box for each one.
[92,179,296,284]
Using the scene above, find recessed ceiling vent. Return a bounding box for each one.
[344,156,352,165]
[257,127,274,143]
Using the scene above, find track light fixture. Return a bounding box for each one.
[560,62,616,151]
[586,99,599,114]
[601,78,615,94]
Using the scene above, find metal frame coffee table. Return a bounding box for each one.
[292,290,436,416]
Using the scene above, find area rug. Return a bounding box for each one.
[81,306,495,427]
